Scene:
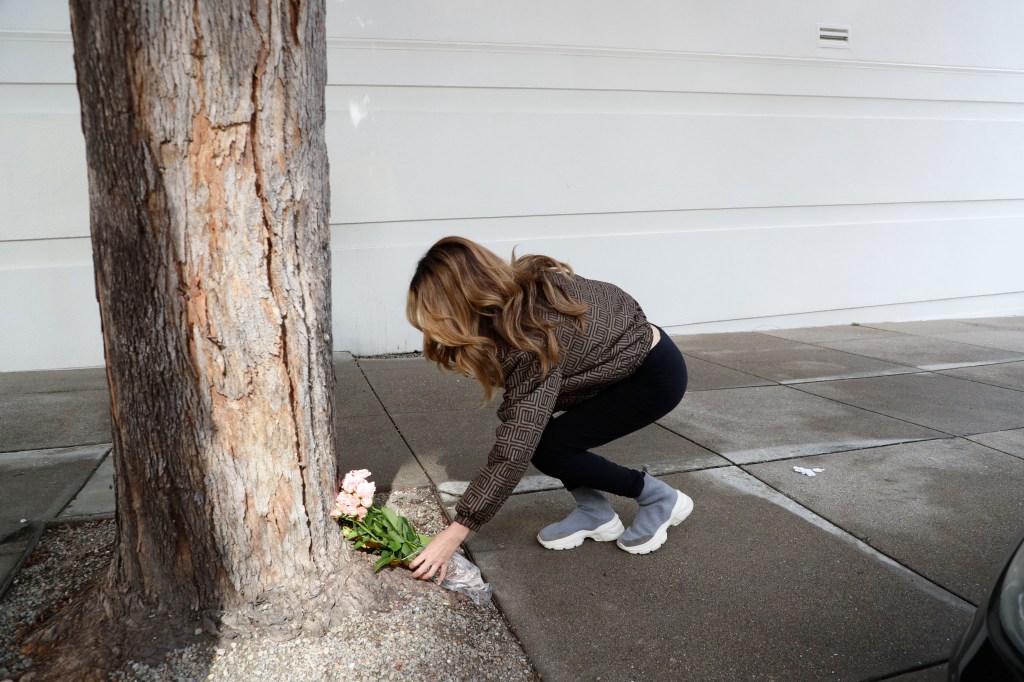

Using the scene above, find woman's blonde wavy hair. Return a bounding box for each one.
[407,236,588,401]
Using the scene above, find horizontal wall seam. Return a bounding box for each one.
[6,31,1022,77]
[326,38,1024,78]
[329,199,1024,230]
[6,82,1024,107]
[664,291,1024,329]
[8,81,1024,106]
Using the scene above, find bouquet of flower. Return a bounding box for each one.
[330,469,426,572]
[331,469,493,605]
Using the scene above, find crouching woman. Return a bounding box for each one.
[406,236,692,582]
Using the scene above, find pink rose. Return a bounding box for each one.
[356,480,375,507]
[341,469,373,494]
[333,492,359,518]
[354,506,368,521]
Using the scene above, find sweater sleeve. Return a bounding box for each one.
[454,351,561,531]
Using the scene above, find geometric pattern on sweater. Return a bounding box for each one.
[454,272,654,531]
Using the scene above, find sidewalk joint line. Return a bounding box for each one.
[350,358,440,495]
[713,435,954,467]
[784,381,962,438]
[731,466,977,611]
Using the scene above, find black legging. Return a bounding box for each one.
[530,328,688,498]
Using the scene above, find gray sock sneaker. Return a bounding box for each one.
[616,474,693,555]
[537,487,625,550]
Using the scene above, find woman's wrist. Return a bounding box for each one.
[448,521,472,540]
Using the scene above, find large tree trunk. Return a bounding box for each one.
[25,0,381,676]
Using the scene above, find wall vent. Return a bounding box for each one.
[818,24,851,48]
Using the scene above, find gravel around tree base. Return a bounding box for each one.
[0,489,538,682]
[0,520,116,680]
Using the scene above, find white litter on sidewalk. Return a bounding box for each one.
[794,466,825,477]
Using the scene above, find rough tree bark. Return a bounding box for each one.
[25,0,383,676]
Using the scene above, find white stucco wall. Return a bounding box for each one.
[2,1,1024,370]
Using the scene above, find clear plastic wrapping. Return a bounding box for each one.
[434,552,494,605]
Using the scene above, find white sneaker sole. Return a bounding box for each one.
[616,491,694,555]
[537,515,626,550]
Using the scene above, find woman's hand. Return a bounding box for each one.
[409,522,472,583]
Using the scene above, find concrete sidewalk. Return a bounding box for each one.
[3,317,1024,680]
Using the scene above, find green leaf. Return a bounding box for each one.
[399,519,418,541]
[381,506,401,528]
[339,504,432,569]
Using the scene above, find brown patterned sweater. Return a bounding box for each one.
[454,273,654,531]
